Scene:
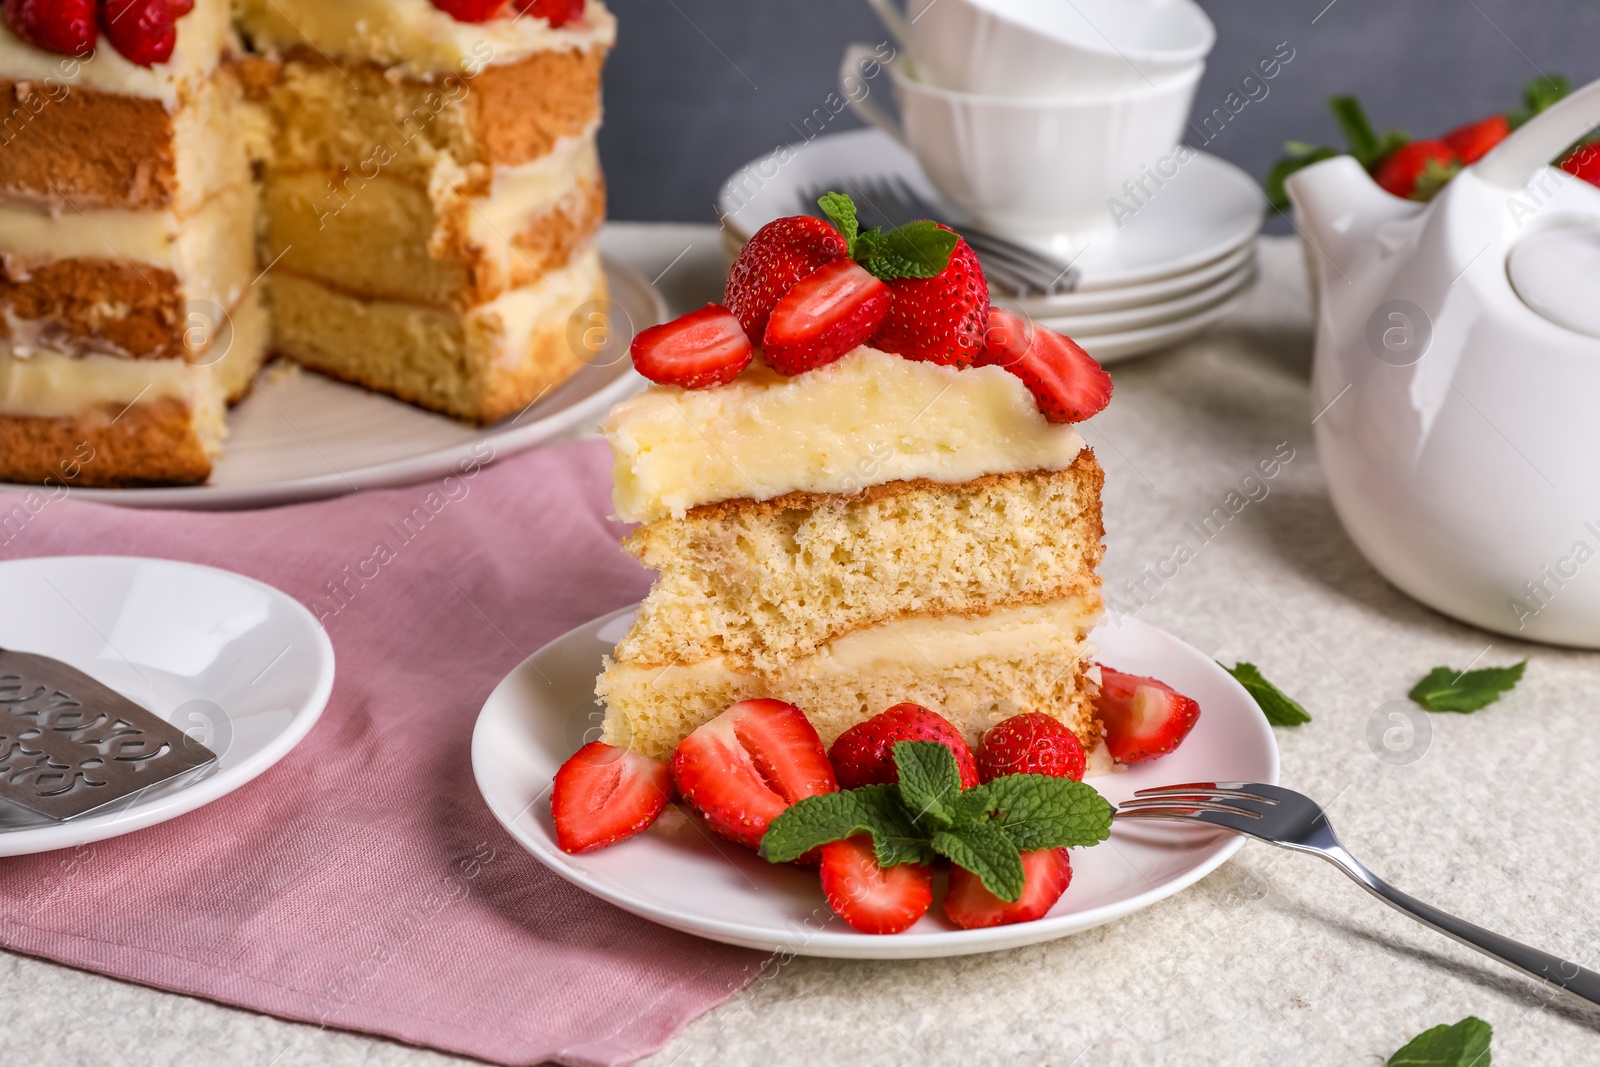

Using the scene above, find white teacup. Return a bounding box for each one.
[841,44,1202,244]
[866,0,1214,98]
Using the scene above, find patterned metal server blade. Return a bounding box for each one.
[0,648,218,823]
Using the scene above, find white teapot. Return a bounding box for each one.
[1286,79,1600,647]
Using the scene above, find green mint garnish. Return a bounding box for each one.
[759,740,1113,903]
[1221,662,1311,726]
[1408,661,1527,713]
[815,193,958,282]
[1386,1016,1492,1067]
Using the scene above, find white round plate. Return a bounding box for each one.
[0,556,335,856]
[1006,240,1257,318]
[472,608,1278,960]
[1076,285,1254,364]
[1,258,666,511]
[717,129,1265,293]
[1025,259,1256,338]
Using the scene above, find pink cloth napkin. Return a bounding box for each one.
[0,440,760,1066]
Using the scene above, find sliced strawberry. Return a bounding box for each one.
[944,847,1071,929]
[168,0,195,15]
[976,712,1086,783]
[514,0,584,25]
[1562,141,1600,188]
[725,217,849,339]
[551,741,672,853]
[827,702,979,791]
[820,835,932,934]
[430,0,509,20]
[979,307,1111,423]
[762,259,890,375]
[1374,139,1460,199]
[6,0,98,54]
[870,231,988,367]
[100,0,178,66]
[672,699,837,849]
[1443,115,1511,165]
[1096,667,1201,764]
[630,304,752,389]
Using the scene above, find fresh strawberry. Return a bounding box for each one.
[430,0,509,20]
[762,259,890,375]
[870,229,988,366]
[725,217,848,339]
[100,0,178,66]
[515,0,584,25]
[1096,667,1201,764]
[944,847,1071,929]
[819,836,932,934]
[1562,141,1600,188]
[629,304,752,389]
[1443,114,1511,165]
[1374,139,1460,199]
[672,699,837,849]
[4,0,97,55]
[976,712,1086,783]
[978,307,1111,423]
[551,742,672,853]
[168,0,195,15]
[827,702,979,791]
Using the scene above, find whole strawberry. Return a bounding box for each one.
[977,712,1086,783]
[101,0,177,66]
[515,0,584,26]
[4,0,97,56]
[827,703,979,790]
[724,216,848,339]
[430,0,509,21]
[870,227,989,367]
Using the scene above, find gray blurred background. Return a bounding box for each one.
[596,0,1600,231]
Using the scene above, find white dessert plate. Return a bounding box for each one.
[473,607,1279,960]
[1004,240,1257,318]
[0,258,666,512]
[1026,258,1256,338]
[1073,284,1254,364]
[0,556,335,856]
[717,129,1265,293]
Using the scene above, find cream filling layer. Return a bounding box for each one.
[471,244,603,365]
[605,346,1088,523]
[0,0,234,104]
[466,130,599,247]
[234,0,616,77]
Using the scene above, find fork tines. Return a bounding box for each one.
[1116,782,1285,824]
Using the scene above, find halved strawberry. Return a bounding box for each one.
[725,217,849,339]
[629,304,752,389]
[870,230,988,366]
[551,741,672,853]
[101,0,179,65]
[4,0,97,54]
[827,702,979,791]
[978,307,1111,423]
[514,0,584,25]
[672,699,837,849]
[762,259,890,375]
[1443,115,1511,165]
[1374,139,1460,200]
[820,835,932,934]
[1562,141,1600,188]
[429,0,509,21]
[976,712,1086,783]
[1096,667,1201,764]
[944,847,1071,929]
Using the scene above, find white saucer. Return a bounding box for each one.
[1,257,666,511]
[1007,240,1256,318]
[1032,258,1256,338]
[472,607,1279,960]
[0,556,335,856]
[1074,285,1253,363]
[717,129,1265,293]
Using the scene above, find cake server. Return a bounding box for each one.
[1117,782,1600,1007]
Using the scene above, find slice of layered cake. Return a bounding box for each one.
[236,0,614,424]
[597,197,1116,760]
[0,1,267,486]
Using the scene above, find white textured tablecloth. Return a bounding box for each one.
[4,225,1597,1066]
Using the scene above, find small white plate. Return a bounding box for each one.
[1073,285,1253,364]
[1,258,666,511]
[1026,259,1256,338]
[0,556,335,856]
[473,608,1278,960]
[1006,240,1257,318]
[717,129,1265,293]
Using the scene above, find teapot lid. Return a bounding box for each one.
[1508,222,1600,339]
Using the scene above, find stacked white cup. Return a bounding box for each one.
[847,0,1214,247]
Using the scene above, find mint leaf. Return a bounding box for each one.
[1387,1016,1492,1066]
[931,822,1025,901]
[1408,661,1526,713]
[893,741,961,830]
[760,785,930,866]
[958,775,1112,851]
[1510,74,1571,129]
[1222,662,1311,726]
[858,220,958,281]
[817,191,859,256]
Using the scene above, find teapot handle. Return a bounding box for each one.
[1475,77,1600,190]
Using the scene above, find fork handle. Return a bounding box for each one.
[1321,848,1600,1007]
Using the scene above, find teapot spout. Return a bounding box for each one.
[1285,155,1424,278]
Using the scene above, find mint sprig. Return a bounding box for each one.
[1221,662,1311,726]
[815,192,959,282]
[1408,661,1526,713]
[760,740,1112,902]
[1386,1015,1492,1066]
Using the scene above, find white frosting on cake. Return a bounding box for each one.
[604,346,1087,524]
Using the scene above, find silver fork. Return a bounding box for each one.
[1118,782,1600,1008]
